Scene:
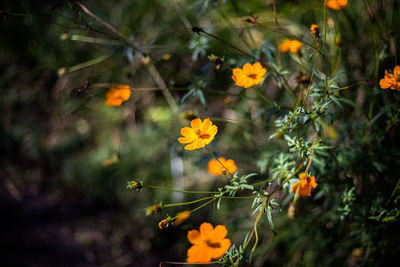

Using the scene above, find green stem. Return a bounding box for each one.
[143,184,218,194]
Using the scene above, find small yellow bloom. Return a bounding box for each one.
[310,24,319,36]
[207,157,237,175]
[232,62,267,88]
[379,66,400,91]
[187,222,231,263]
[291,173,317,197]
[104,85,131,106]
[326,0,348,10]
[146,203,162,215]
[279,39,302,55]
[173,210,190,226]
[178,118,218,150]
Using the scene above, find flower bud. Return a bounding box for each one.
[127,180,143,191]
[146,203,162,216]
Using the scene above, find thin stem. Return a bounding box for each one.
[271,0,281,68]
[251,87,282,112]
[163,197,214,208]
[385,178,400,207]
[328,81,367,93]
[143,184,218,194]
[305,132,318,173]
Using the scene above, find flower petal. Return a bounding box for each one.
[211,225,228,241]
[187,244,212,263]
[209,238,231,259]
[200,222,214,239]
[191,118,202,130]
[187,230,202,245]
[181,127,195,137]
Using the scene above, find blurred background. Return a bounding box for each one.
[1,0,399,266]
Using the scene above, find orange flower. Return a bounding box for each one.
[278,39,302,55]
[232,62,267,88]
[310,24,319,36]
[104,85,131,106]
[326,0,348,10]
[173,210,190,226]
[207,157,237,175]
[291,173,317,197]
[187,222,231,263]
[178,118,218,150]
[379,66,400,91]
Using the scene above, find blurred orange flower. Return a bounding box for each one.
[178,118,218,150]
[279,39,302,55]
[232,62,267,88]
[207,157,237,175]
[310,24,319,36]
[326,0,348,10]
[379,66,400,91]
[104,85,131,106]
[174,210,190,226]
[291,173,317,197]
[187,222,231,263]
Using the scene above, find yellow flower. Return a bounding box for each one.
[232,62,267,88]
[379,66,400,91]
[291,173,318,197]
[173,210,190,226]
[326,0,348,10]
[207,157,237,175]
[279,39,302,55]
[104,85,131,106]
[187,222,231,263]
[178,118,218,151]
[310,24,319,36]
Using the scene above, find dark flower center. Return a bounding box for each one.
[196,130,210,139]
[206,240,221,248]
[248,73,257,79]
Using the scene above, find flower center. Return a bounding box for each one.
[205,239,221,248]
[196,130,210,139]
[248,73,257,79]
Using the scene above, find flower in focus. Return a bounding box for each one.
[379,66,400,91]
[279,39,302,55]
[105,85,131,106]
[207,157,237,175]
[173,210,190,226]
[310,24,319,37]
[178,118,218,150]
[232,62,267,88]
[326,0,348,10]
[291,173,317,197]
[187,222,231,263]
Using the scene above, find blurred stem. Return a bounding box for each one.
[251,87,282,112]
[272,0,281,68]
[303,50,319,104]
[246,163,304,255]
[209,117,270,127]
[305,132,318,173]
[323,0,329,92]
[68,54,111,72]
[143,184,218,194]
[385,178,400,207]
[328,81,367,93]
[145,61,179,113]
[70,34,123,45]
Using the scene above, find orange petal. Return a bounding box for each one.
[200,222,214,239]
[181,127,195,137]
[210,238,231,259]
[191,118,202,130]
[178,136,195,144]
[187,230,202,245]
[211,225,228,241]
[187,244,212,263]
[242,63,252,73]
[201,118,212,132]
